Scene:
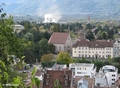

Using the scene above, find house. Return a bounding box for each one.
[51,63,67,70]
[95,73,108,87]
[95,65,118,88]
[42,69,72,88]
[48,32,72,53]
[69,63,96,78]
[77,78,89,88]
[72,77,94,88]
[72,39,113,59]
[13,24,24,33]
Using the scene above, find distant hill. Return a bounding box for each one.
[1,0,120,19]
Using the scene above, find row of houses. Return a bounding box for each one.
[27,63,120,88]
[48,32,120,59]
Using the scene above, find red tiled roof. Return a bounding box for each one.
[43,70,72,88]
[48,32,69,44]
[73,39,113,48]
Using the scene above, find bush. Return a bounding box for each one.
[41,61,55,68]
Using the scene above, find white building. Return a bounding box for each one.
[13,24,24,33]
[95,65,118,87]
[78,78,89,88]
[69,63,96,78]
[48,32,72,53]
[52,64,67,70]
[72,39,113,59]
[113,38,120,57]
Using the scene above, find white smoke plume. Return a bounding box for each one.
[36,1,61,23]
[43,13,61,23]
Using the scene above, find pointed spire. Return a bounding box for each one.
[88,15,90,23]
[68,26,70,33]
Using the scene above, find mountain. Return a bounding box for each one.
[1,0,120,18]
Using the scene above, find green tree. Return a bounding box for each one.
[41,54,54,62]
[39,38,48,57]
[96,30,102,39]
[48,43,55,53]
[54,79,61,88]
[102,31,108,39]
[52,24,59,32]
[85,23,92,30]
[56,52,73,66]
[86,30,95,41]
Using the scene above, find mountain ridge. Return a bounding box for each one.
[2,0,120,17]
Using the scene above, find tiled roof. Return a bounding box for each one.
[42,70,72,88]
[48,32,69,44]
[73,39,113,48]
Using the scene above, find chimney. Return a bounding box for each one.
[44,68,47,74]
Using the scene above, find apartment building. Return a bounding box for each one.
[95,65,118,88]
[69,63,96,78]
[72,39,113,59]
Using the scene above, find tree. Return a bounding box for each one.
[101,31,108,39]
[39,38,48,57]
[86,30,95,41]
[94,60,104,72]
[51,24,59,32]
[48,43,55,53]
[56,52,73,66]
[54,79,61,88]
[0,6,24,66]
[85,23,92,30]
[96,31,102,39]
[41,54,54,62]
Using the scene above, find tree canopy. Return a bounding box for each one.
[56,52,73,65]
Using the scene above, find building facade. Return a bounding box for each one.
[72,39,113,59]
[95,65,118,88]
[48,32,72,53]
[69,63,96,78]
[13,24,24,33]
[113,38,120,57]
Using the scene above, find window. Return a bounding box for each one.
[112,75,115,77]
[79,51,81,53]
[112,79,115,81]
[77,72,81,74]
[59,46,61,50]
[74,51,76,53]
[97,83,100,87]
[112,83,114,85]
[82,54,84,57]
[89,55,91,57]
[82,47,84,50]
